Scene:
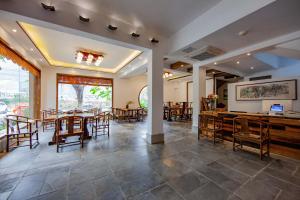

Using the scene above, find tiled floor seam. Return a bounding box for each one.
[194,169,234,195]
[273,189,283,200]
[165,182,187,200]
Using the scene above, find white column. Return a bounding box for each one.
[147,47,164,144]
[192,64,206,128]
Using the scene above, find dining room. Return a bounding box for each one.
[1,0,300,200]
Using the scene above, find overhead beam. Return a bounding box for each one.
[167,0,275,54]
[196,30,300,68]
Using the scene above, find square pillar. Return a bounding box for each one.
[147,48,164,144]
[192,64,206,128]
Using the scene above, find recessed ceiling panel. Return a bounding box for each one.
[19,22,141,73]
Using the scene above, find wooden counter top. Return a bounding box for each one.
[201,111,300,120]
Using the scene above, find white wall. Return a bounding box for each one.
[41,66,147,110]
[41,67,217,110]
[228,64,300,112]
[163,78,214,103]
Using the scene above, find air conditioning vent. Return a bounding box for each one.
[249,75,272,81]
[182,47,197,54]
[190,46,224,61]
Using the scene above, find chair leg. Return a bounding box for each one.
[233,137,235,151]
[42,123,45,132]
[107,125,110,137]
[267,140,270,157]
[260,143,263,160]
[6,135,9,152]
[30,133,32,149]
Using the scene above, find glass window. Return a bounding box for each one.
[138,86,148,108]
[58,83,112,112]
[0,55,30,134]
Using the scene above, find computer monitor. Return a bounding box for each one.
[270,104,284,112]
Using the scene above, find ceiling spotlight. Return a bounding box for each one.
[79,15,90,22]
[12,29,17,33]
[238,30,248,37]
[150,38,159,44]
[41,3,55,11]
[212,71,216,74]
[214,62,217,65]
[250,67,254,70]
[30,48,34,52]
[181,64,184,67]
[108,25,118,31]
[247,52,251,56]
[131,32,140,38]
[236,61,240,64]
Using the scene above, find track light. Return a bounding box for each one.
[108,25,118,31]
[79,15,90,22]
[150,38,159,44]
[41,3,55,11]
[131,32,140,38]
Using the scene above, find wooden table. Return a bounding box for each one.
[163,107,181,121]
[48,113,95,145]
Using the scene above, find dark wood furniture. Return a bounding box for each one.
[201,111,300,159]
[92,112,110,138]
[233,117,270,160]
[40,109,59,132]
[49,112,94,145]
[56,116,84,152]
[5,115,39,152]
[198,113,223,144]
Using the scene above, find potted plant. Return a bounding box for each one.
[126,101,133,109]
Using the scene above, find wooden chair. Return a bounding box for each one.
[233,117,270,160]
[56,116,84,152]
[41,109,59,132]
[198,113,223,144]
[5,115,39,152]
[92,112,110,138]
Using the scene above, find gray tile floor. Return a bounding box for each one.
[0,121,299,200]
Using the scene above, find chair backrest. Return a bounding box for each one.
[95,112,110,125]
[56,116,84,135]
[5,115,32,135]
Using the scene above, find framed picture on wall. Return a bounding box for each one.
[236,79,297,101]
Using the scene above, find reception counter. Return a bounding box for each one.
[200,111,300,158]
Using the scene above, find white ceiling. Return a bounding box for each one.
[171,0,300,58]
[20,22,141,73]
[59,0,221,36]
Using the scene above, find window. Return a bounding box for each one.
[138,86,148,108]
[0,56,29,133]
[57,74,113,112]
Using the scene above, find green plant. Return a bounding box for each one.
[139,99,148,108]
[90,86,112,101]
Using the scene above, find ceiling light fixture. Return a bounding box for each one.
[238,30,248,37]
[163,72,172,79]
[236,61,240,64]
[108,25,118,31]
[41,3,55,11]
[12,29,17,33]
[247,52,251,56]
[131,32,140,38]
[79,15,90,22]
[30,48,34,52]
[214,62,217,65]
[150,38,159,44]
[250,66,254,70]
[75,51,104,66]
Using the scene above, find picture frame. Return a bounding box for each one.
[236,79,297,101]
